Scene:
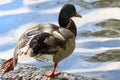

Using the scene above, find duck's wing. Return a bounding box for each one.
[14,24,65,56]
[14,28,41,56]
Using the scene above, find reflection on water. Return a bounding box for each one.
[80,29,119,37]
[87,49,120,62]
[78,18,120,64]
[96,19,120,32]
[85,0,120,8]
[62,0,120,9]
[79,19,120,37]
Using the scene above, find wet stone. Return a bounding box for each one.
[0,59,98,80]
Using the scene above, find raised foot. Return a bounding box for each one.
[1,58,14,74]
[46,71,61,77]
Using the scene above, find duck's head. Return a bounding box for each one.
[59,4,82,27]
[61,4,82,18]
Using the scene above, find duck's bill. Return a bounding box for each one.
[75,13,82,18]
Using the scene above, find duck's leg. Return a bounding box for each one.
[1,58,14,74]
[46,63,61,77]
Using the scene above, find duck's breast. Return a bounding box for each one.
[53,28,76,62]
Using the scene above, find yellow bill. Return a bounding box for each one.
[75,13,82,18]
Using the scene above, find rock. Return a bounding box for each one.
[0,59,98,80]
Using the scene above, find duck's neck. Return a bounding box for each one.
[58,14,69,27]
[58,15,77,37]
[67,19,77,37]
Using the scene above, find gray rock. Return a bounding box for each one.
[0,59,98,80]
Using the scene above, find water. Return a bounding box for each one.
[0,0,120,80]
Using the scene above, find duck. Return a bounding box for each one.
[1,4,82,77]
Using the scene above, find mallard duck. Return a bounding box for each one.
[1,4,82,77]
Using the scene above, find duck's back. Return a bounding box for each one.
[14,23,75,62]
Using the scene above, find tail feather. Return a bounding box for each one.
[1,58,14,74]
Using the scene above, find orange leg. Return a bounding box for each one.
[46,63,61,77]
[1,58,14,74]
